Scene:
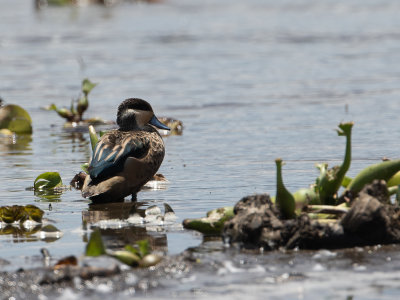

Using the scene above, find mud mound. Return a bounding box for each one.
[223,181,400,250]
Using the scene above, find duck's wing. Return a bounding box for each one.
[88,134,149,179]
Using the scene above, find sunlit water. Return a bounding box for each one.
[1,0,400,298]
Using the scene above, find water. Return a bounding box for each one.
[1,0,400,298]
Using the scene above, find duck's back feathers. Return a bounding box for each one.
[88,131,149,179]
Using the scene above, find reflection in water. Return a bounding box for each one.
[0,133,32,156]
[0,223,62,243]
[82,202,168,253]
[34,189,63,202]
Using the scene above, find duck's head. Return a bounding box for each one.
[116,98,170,131]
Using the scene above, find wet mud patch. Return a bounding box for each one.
[223,181,400,250]
[0,254,192,299]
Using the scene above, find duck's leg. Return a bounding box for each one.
[131,193,138,201]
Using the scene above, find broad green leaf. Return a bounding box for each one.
[0,104,32,134]
[24,205,44,222]
[85,229,106,257]
[34,172,63,191]
[81,78,97,96]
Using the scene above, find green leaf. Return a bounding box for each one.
[124,244,141,257]
[136,240,151,257]
[88,125,99,151]
[81,78,97,96]
[0,104,32,134]
[24,205,44,222]
[34,172,63,191]
[111,250,140,266]
[81,163,89,174]
[85,229,106,257]
[275,158,296,219]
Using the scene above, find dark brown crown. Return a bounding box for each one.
[117,98,153,128]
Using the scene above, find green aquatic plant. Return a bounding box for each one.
[48,78,97,123]
[275,158,296,219]
[88,125,99,151]
[182,207,234,235]
[34,172,63,191]
[315,122,353,205]
[85,229,162,267]
[0,104,32,134]
[85,229,106,257]
[346,159,400,194]
[0,205,44,224]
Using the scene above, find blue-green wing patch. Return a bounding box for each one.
[88,137,148,179]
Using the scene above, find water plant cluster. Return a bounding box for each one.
[183,122,400,236]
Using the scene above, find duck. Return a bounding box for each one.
[81,98,170,203]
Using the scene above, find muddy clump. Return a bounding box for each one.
[223,180,400,250]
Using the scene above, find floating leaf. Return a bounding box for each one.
[81,78,97,96]
[85,229,106,257]
[1,205,27,224]
[24,204,44,222]
[0,104,32,134]
[34,172,63,191]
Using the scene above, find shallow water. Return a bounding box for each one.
[1,0,400,298]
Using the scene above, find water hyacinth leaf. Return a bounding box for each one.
[88,125,98,151]
[77,96,88,117]
[387,171,400,187]
[293,187,320,212]
[34,172,63,191]
[346,159,400,194]
[183,207,234,235]
[0,104,32,134]
[275,158,296,219]
[86,229,106,257]
[1,205,27,224]
[81,78,97,96]
[24,205,44,222]
[316,122,353,205]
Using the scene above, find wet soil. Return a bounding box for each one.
[223,181,400,250]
